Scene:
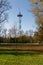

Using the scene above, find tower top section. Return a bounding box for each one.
[17,12,23,17]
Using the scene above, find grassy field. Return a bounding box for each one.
[0,53,43,65]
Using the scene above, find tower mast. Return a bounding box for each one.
[17,11,23,36]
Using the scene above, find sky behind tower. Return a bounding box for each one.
[5,0,37,32]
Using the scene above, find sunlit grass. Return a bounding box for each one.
[0,53,43,65]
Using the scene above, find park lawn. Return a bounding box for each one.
[0,53,43,65]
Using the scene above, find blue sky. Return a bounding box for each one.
[5,0,37,32]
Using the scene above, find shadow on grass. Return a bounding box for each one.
[0,50,41,56]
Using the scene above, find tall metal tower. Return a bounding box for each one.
[17,12,23,36]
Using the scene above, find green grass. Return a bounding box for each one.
[0,53,43,65]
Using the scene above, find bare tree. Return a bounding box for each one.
[0,0,11,23]
[8,29,12,38]
[11,26,17,38]
[2,28,7,38]
[8,25,17,38]
[0,0,11,35]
